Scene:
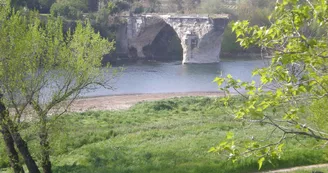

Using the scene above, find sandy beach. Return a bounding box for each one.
[69,92,225,112]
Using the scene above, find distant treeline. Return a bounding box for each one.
[11,0,273,19]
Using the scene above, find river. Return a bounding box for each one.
[83,58,269,97]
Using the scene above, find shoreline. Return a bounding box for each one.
[69,91,226,112]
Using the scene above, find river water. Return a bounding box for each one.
[83,58,269,97]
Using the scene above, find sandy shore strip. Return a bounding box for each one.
[260,163,328,173]
[69,92,225,112]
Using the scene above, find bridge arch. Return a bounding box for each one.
[127,16,184,61]
[142,24,183,61]
[117,14,229,64]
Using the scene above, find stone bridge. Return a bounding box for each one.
[116,14,229,64]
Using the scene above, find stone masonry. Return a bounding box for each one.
[116,14,229,64]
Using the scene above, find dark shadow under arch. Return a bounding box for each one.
[142,24,183,61]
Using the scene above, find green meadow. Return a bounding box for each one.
[1,97,327,173]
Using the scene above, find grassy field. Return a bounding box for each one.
[0,97,327,173]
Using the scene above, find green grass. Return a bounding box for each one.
[0,97,327,173]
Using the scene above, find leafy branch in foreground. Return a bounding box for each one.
[0,1,116,172]
[210,0,328,170]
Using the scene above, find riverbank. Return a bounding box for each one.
[70,91,225,112]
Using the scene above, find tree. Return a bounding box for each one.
[210,0,328,169]
[0,98,25,173]
[0,0,115,172]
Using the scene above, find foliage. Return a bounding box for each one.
[179,0,199,13]
[0,97,326,173]
[167,0,184,12]
[221,22,245,54]
[236,0,274,26]
[197,0,234,15]
[0,1,115,172]
[10,0,56,13]
[37,0,56,13]
[147,0,161,13]
[211,0,328,169]
[50,0,88,19]
[111,0,131,13]
[89,1,122,40]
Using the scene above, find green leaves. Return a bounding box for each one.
[209,131,240,163]
[258,157,265,170]
[233,21,249,38]
[212,0,328,170]
[0,2,118,172]
[213,77,224,86]
[226,131,234,140]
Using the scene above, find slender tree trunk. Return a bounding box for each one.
[11,129,41,173]
[39,116,52,173]
[0,100,25,173]
[0,94,40,172]
[1,127,25,173]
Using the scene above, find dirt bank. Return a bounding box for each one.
[69,92,225,112]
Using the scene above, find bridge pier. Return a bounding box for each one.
[180,29,224,64]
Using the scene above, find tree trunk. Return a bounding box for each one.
[0,101,25,173]
[11,131,41,173]
[1,127,25,173]
[39,119,52,173]
[0,94,40,173]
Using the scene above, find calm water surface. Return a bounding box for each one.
[83,58,269,97]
